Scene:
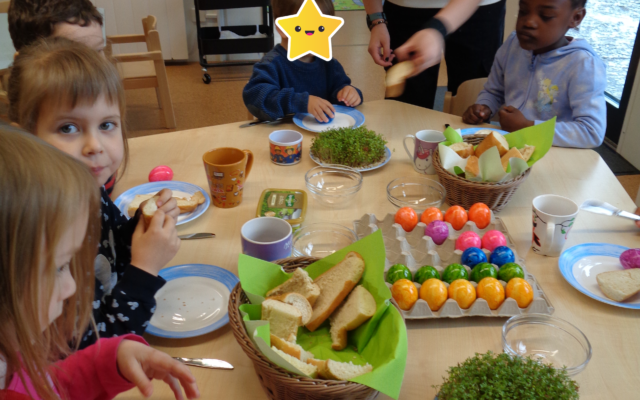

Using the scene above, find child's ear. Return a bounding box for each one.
[569,7,586,29]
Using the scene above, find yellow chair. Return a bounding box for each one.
[107,15,176,129]
[443,78,488,117]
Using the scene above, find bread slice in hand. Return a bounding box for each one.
[268,293,313,325]
[314,359,373,380]
[385,61,414,98]
[449,142,474,159]
[141,195,160,226]
[329,285,376,350]
[128,194,155,217]
[305,252,365,332]
[465,155,480,178]
[262,299,302,342]
[271,347,318,378]
[266,268,321,307]
[596,269,640,302]
[270,334,314,362]
[500,147,525,171]
[518,145,535,162]
[475,131,510,157]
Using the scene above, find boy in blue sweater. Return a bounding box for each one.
[463,0,606,148]
[243,0,362,122]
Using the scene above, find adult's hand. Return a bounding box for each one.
[393,28,444,76]
[368,23,394,67]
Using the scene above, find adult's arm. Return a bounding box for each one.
[363,0,394,67]
[394,0,483,75]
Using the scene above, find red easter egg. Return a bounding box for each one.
[481,230,507,252]
[455,231,482,251]
[149,165,174,182]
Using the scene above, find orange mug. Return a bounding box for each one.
[203,147,253,208]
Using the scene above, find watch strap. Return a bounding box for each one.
[366,12,387,30]
[420,17,448,39]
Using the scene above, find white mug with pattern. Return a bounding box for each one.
[532,194,579,257]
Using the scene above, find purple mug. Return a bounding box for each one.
[241,217,292,261]
[403,130,446,175]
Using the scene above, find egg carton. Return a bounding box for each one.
[353,213,555,318]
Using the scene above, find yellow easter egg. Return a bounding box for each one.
[506,278,534,308]
[448,279,476,309]
[391,279,418,310]
[476,277,506,310]
[419,278,448,311]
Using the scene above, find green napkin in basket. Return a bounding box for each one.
[238,230,408,400]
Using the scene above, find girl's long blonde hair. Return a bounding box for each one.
[0,126,100,400]
[8,36,129,179]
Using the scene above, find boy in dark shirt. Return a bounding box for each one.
[243,0,362,122]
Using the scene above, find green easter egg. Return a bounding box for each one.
[386,264,412,284]
[497,263,525,282]
[442,263,469,284]
[470,263,498,283]
[414,266,440,284]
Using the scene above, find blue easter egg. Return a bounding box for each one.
[489,246,515,267]
[315,113,334,124]
[461,247,487,269]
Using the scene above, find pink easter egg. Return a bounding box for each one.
[148,165,173,182]
[620,249,640,269]
[425,220,449,245]
[481,230,507,252]
[455,231,482,252]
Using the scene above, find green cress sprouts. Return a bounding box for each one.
[310,126,387,167]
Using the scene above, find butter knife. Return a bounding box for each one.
[239,114,294,128]
[178,233,215,240]
[173,357,233,370]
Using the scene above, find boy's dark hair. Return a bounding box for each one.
[272,0,334,19]
[571,0,586,8]
[8,0,103,51]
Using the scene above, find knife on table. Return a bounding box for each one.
[173,357,234,370]
[239,114,294,128]
[178,233,215,240]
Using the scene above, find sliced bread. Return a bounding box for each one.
[329,285,377,350]
[465,155,480,178]
[262,299,302,342]
[270,334,314,362]
[141,195,160,226]
[268,293,313,325]
[271,347,318,378]
[316,359,373,380]
[266,268,321,307]
[449,142,474,159]
[500,147,525,171]
[305,252,365,332]
[519,145,536,162]
[596,269,640,302]
[128,194,155,217]
[474,131,509,157]
[385,61,414,98]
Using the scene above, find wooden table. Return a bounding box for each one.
[114,100,640,400]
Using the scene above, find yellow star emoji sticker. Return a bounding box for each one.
[275,0,344,61]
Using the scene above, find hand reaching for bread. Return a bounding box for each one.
[131,209,180,277]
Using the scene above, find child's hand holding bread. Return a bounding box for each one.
[131,207,180,277]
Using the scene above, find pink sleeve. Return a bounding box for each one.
[50,334,147,400]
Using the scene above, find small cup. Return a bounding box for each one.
[241,217,293,261]
[269,130,303,166]
[203,147,253,209]
[532,194,579,257]
[403,130,446,175]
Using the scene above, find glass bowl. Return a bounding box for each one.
[305,165,362,207]
[292,223,358,258]
[386,176,446,211]
[502,314,592,376]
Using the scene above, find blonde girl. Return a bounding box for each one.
[0,127,199,400]
[8,37,180,348]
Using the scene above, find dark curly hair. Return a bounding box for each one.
[571,0,587,8]
[8,0,103,51]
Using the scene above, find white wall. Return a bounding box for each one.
[505,0,518,40]
[618,60,640,170]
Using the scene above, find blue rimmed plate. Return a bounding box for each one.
[310,146,391,172]
[293,105,365,132]
[461,127,508,136]
[113,181,210,226]
[146,264,240,338]
[558,243,639,309]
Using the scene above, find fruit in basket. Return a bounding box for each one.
[620,248,640,269]
[490,246,515,267]
[442,263,469,284]
[414,265,440,284]
[386,264,412,284]
[481,230,507,252]
[455,231,482,251]
[476,277,505,310]
[420,207,443,225]
[448,280,476,309]
[461,247,487,268]
[391,279,418,310]
[470,263,498,283]
[419,279,448,311]
[444,206,468,230]
[425,220,449,245]
[506,278,534,308]
[497,262,525,282]
[395,207,419,232]
[468,203,491,229]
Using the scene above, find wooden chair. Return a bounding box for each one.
[0,2,8,13]
[107,15,176,128]
[442,78,488,117]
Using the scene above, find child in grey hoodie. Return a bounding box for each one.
[463,0,606,148]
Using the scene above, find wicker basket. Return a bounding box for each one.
[433,133,531,212]
[228,256,379,400]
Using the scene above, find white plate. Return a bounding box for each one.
[146,264,239,338]
[293,105,365,132]
[310,146,392,172]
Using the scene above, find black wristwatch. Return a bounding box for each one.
[420,17,448,39]
[366,12,387,31]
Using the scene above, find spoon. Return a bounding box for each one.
[580,199,640,221]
